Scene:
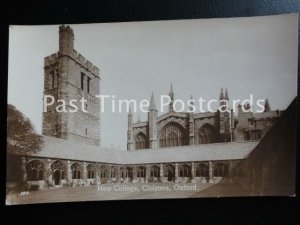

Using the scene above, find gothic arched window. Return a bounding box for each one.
[86,164,95,179]
[159,122,188,148]
[120,167,133,179]
[137,166,146,178]
[179,164,191,177]
[120,167,125,179]
[71,163,82,179]
[127,167,133,179]
[165,164,175,182]
[198,124,217,144]
[99,166,106,178]
[135,132,148,150]
[51,160,66,180]
[196,163,209,177]
[111,167,116,178]
[27,160,44,181]
[214,162,228,177]
[150,165,160,178]
[244,130,262,140]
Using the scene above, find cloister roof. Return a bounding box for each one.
[30,136,259,165]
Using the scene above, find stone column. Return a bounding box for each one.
[67,160,72,185]
[45,159,53,187]
[145,165,151,183]
[191,162,195,183]
[95,164,100,185]
[21,157,27,191]
[159,163,164,182]
[105,166,111,183]
[209,161,214,183]
[115,165,121,183]
[228,161,233,183]
[175,163,179,183]
[132,166,137,183]
[83,162,87,186]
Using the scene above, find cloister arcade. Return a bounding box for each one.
[22,157,234,190]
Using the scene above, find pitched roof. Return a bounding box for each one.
[253,110,281,119]
[30,136,259,165]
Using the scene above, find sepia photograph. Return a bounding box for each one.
[6,13,297,205]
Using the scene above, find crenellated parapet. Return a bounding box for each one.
[59,24,73,32]
[72,50,100,76]
[44,50,100,76]
[44,53,59,66]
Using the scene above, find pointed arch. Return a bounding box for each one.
[196,162,209,177]
[244,129,262,140]
[120,166,133,180]
[198,123,217,144]
[51,160,67,185]
[135,132,148,150]
[120,167,125,179]
[71,162,83,179]
[165,164,175,182]
[159,122,188,148]
[214,162,228,177]
[137,166,146,178]
[150,165,160,178]
[26,160,44,181]
[179,164,191,177]
[86,164,95,179]
[110,166,116,178]
[98,165,106,179]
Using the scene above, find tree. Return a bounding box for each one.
[6,104,44,191]
[7,104,43,155]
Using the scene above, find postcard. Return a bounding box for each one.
[6,14,297,204]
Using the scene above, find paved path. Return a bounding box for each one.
[6,182,213,205]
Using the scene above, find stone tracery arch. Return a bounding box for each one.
[150,165,160,178]
[137,166,146,178]
[120,166,133,180]
[179,164,191,177]
[110,166,116,178]
[165,164,175,182]
[135,132,148,150]
[86,164,95,179]
[159,122,188,148]
[51,160,67,185]
[198,123,217,144]
[214,162,228,177]
[26,160,44,181]
[98,165,106,180]
[71,162,83,179]
[196,162,209,177]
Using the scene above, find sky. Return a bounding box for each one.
[8,14,298,150]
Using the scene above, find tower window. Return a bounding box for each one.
[55,124,59,137]
[85,128,88,136]
[85,103,88,111]
[87,77,91,93]
[81,72,85,90]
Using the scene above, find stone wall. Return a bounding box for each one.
[232,98,296,196]
[61,56,100,145]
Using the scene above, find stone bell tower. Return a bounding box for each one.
[42,25,101,146]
